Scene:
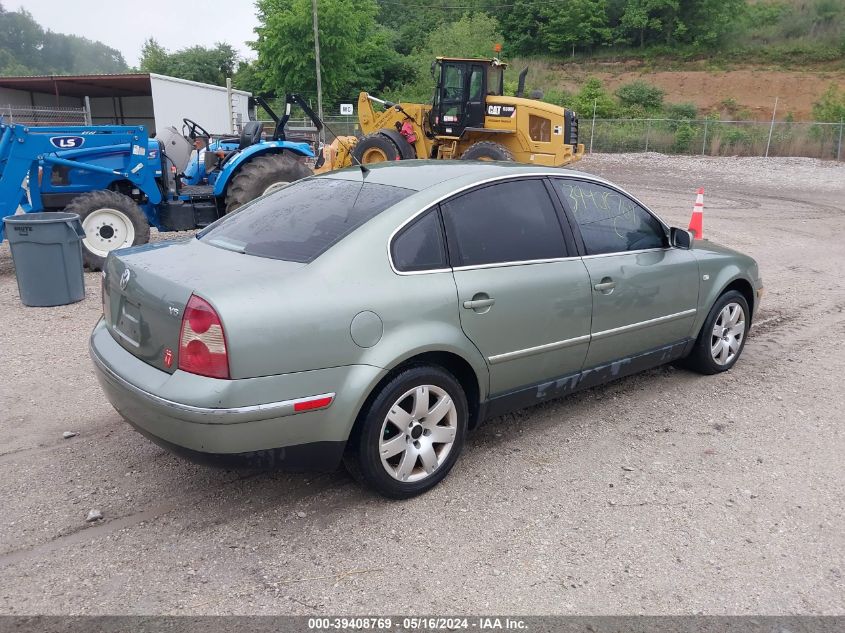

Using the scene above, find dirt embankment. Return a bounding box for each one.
[524,59,845,120]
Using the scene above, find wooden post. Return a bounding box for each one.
[765,97,778,158]
[311,0,324,145]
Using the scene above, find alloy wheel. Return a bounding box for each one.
[378,384,458,483]
[710,302,746,366]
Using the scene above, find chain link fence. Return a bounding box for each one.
[587,118,845,160]
[1,105,89,126]
[268,114,845,161]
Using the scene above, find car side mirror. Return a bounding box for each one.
[671,227,693,249]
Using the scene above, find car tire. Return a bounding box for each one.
[224,153,312,212]
[350,133,400,165]
[682,290,750,375]
[344,365,468,499]
[460,141,514,162]
[65,190,150,271]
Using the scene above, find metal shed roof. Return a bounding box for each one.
[0,73,153,98]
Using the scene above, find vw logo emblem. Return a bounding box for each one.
[119,269,131,290]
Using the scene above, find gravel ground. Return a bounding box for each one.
[0,154,843,615]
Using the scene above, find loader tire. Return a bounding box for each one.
[377,128,416,160]
[460,141,514,162]
[351,133,400,165]
[224,153,312,212]
[65,190,150,272]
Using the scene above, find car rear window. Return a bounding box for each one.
[198,178,413,263]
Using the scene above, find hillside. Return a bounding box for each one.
[512,59,845,121]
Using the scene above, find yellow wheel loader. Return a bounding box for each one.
[316,57,585,172]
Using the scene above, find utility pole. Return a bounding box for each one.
[311,0,324,144]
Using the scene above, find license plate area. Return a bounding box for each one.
[115,298,142,348]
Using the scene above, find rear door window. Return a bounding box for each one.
[391,209,448,272]
[199,178,413,263]
[440,179,567,267]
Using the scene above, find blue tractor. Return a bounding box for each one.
[0,94,322,270]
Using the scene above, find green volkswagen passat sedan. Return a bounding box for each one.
[90,161,763,498]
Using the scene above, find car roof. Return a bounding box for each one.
[320,160,608,193]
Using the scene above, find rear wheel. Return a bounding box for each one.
[224,153,312,212]
[65,190,150,271]
[683,290,750,375]
[460,141,514,162]
[351,133,400,165]
[344,366,468,499]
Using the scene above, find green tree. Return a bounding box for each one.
[167,43,238,85]
[139,40,237,86]
[139,38,169,74]
[540,0,612,55]
[376,0,495,55]
[615,80,664,113]
[572,77,617,117]
[812,83,845,122]
[233,60,264,95]
[679,0,744,46]
[498,0,545,55]
[254,0,403,108]
[618,0,681,47]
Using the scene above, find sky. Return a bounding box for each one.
[13,0,260,67]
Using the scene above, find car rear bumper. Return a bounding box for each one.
[89,319,385,469]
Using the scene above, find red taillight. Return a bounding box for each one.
[178,294,230,379]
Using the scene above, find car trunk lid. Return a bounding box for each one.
[103,238,304,374]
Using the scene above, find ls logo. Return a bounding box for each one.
[49,136,85,149]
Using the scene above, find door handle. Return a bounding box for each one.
[593,278,616,293]
[463,298,496,310]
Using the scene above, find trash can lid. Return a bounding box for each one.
[4,212,80,225]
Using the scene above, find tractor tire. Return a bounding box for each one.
[224,153,312,212]
[65,190,150,271]
[460,141,515,162]
[351,133,400,165]
[378,128,416,160]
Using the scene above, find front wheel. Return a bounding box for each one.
[65,190,150,271]
[344,366,468,499]
[350,133,400,165]
[683,290,750,375]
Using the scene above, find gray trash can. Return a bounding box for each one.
[3,212,86,307]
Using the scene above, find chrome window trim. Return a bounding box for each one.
[487,309,697,365]
[488,334,591,365]
[591,309,697,340]
[387,171,671,275]
[90,344,334,424]
[452,256,580,271]
[581,247,670,260]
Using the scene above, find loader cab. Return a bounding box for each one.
[430,57,506,137]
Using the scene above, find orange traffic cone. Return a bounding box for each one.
[688,187,704,239]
